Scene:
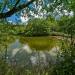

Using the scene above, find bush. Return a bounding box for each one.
[24,18,57,36]
[52,41,75,75]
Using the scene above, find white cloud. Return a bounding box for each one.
[12,48,20,57]
[22,44,32,53]
[20,16,29,23]
[69,11,74,16]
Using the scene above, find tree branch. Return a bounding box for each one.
[0,0,36,19]
[14,0,20,7]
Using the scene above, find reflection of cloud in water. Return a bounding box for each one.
[11,44,32,57]
[6,40,60,67]
[30,56,37,65]
[30,51,47,66]
[30,54,48,68]
[12,48,20,57]
[22,44,32,53]
[49,46,59,56]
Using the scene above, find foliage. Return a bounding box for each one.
[0,0,71,19]
[52,41,75,75]
[24,18,58,36]
[0,58,9,75]
[0,0,75,75]
[50,15,75,74]
[0,24,26,35]
[58,16,75,36]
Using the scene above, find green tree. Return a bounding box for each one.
[24,18,58,36]
[0,0,72,19]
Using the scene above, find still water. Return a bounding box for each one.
[0,35,62,67]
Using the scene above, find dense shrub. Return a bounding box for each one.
[24,18,58,36]
[0,24,26,35]
[58,16,75,35]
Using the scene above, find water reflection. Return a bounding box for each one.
[0,35,61,68]
[19,37,60,50]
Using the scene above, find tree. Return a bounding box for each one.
[24,17,58,36]
[0,0,72,19]
[0,0,36,19]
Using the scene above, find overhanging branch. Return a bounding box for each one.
[0,0,36,19]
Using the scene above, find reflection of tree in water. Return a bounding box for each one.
[0,36,60,71]
[19,37,60,51]
[0,35,16,51]
[0,35,16,60]
[5,40,59,70]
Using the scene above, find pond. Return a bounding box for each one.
[0,35,63,68]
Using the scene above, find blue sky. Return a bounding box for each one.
[0,0,32,23]
[1,0,73,23]
[3,5,20,23]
